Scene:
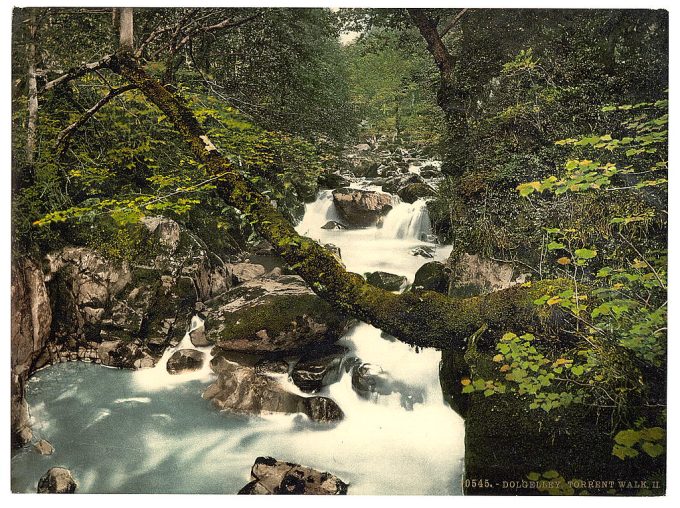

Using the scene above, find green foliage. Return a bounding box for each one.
[612,426,665,460]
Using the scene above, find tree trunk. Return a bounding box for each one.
[408,8,468,177]
[119,7,134,52]
[26,9,38,166]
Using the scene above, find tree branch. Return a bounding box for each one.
[408,8,455,78]
[439,8,468,38]
[55,83,136,152]
[41,54,115,93]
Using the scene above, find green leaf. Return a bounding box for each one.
[574,248,597,259]
[571,365,584,376]
[527,472,541,481]
[641,442,664,458]
[547,241,565,251]
[612,444,639,460]
[543,470,560,479]
[614,429,640,447]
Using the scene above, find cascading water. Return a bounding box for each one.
[379,198,432,240]
[11,181,465,495]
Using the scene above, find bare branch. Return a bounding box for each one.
[439,8,468,38]
[55,83,136,152]
[41,54,115,93]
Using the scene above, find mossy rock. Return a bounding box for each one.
[201,274,350,355]
[396,183,436,204]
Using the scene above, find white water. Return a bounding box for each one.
[12,180,465,495]
[296,189,451,281]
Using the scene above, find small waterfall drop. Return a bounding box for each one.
[380,198,432,240]
[132,315,214,391]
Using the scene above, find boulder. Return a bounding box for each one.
[204,352,343,422]
[318,172,350,190]
[365,271,407,291]
[189,327,209,347]
[447,253,527,298]
[413,261,451,294]
[200,274,349,354]
[37,467,77,494]
[320,220,347,230]
[332,188,393,227]
[254,359,289,375]
[96,340,156,369]
[354,143,371,151]
[166,349,205,374]
[291,345,348,393]
[350,362,424,410]
[323,243,342,262]
[396,183,436,204]
[411,246,435,258]
[231,262,266,285]
[383,173,426,194]
[34,439,55,455]
[239,457,348,495]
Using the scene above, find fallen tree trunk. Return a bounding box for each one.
[108,53,566,351]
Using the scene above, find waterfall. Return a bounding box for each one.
[295,189,341,235]
[380,198,432,240]
[132,315,214,391]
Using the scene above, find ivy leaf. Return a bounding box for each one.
[641,442,664,458]
[612,444,639,460]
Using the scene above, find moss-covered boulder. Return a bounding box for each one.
[199,273,350,355]
[396,183,436,204]
[365,271,407,291]
[413,261,450,294]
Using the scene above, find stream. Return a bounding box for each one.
[11,175,465,495]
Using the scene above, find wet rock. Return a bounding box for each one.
[96,340,156,369]
[291,345,348,393]
[166,349,205,374]
[383,173,426,194]
[332,188,393,227]
[397,183,436,204]
[189,327,209,347]
[34,439,55,455]
[411,246,435,258]
[318,172,350,190]
[413,261,451,294]
[255,359,289,375]
[231,262,266,285]
[350,362,424,410]
[200,274,349,355]
[239,457,348,495]
[204,352,343,422]
[320,220,347,230]
[365,271,407,291]
[37,467,77,494]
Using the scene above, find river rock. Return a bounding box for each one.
[320,220,347,230]
[354,143,371,151]
[231,262,266,285]
[323,243,342,262]
[167,349,205,374]
[411,246,435,258]
[239,456,348,495]
[397,183,436,204]
[332,188,393,227]
[37,467,77,494]
[189,326,209,347]
[413,261,450,294]
[350,362,424,410]
[254,358,289,375]
[365,271,407,291]
[383,173,426,194]
[447,253,526,298]
[204,352,343,422]
[291,345,348,393]
[318,172,350,190]
[96,340,156,369]
[200,274,349,354]
[34,439,55,455]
